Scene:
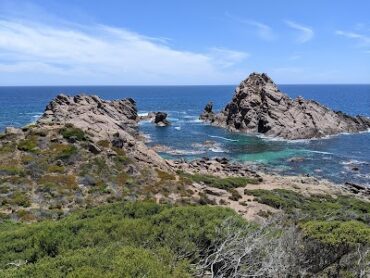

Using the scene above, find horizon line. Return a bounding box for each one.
[0,83,370,87]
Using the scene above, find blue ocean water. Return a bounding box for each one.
[0,85,369,186]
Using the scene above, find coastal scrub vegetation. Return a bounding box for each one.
[0,201,368,277]
[178,171,260,190]
[0,125,369,276]
[0,202,244,277]
[244,188,370,223]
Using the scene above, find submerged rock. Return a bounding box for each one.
[200,72,370,140]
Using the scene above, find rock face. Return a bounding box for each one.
[38,94,138,140]
[37,94,170,169]
[201,73,370,140]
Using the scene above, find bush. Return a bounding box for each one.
[54,145,78,160]
[301,220,370,246]
[244,189,370,223]
[60,127,86,141]
[0,201,246,277]
[229,189,242,201]
[179,172,259,190]
[0,166,24,176]
[8,192,31,207]
[17,139,38,152]
[47,165,65,173]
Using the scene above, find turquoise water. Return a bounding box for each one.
[0,84,369,186]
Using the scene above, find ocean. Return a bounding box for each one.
[0,84,369,186]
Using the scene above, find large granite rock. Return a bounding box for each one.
[37,94,170,169]
[201,73,370,140]
[38,94,138,140]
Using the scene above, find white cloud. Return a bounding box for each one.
[0,18,249,85]
[245,20,275,41]
[284,20,314,43]
[225,13,275,41]
[208,48,250,68]
[336,30,370,46]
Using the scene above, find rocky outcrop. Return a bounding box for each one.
[37,94,170,169]
[153,112,170,126]
[201,73,370,140]
[38,94,139,140]
[168,157,262,180]
[140,112,170,126]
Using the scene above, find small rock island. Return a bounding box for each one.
[201,73,370,140]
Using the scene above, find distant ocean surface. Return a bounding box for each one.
[0,84,369,186]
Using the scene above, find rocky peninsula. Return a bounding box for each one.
[201,73,370,140]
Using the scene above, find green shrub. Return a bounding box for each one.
[60,127,86,141]
[179,172,259,190]
[17,139,38,152]
[0,142,16,153]
[229,189,242,201]
[0,201,245,276]
[56,145,78,160]
[244,189,370,223]
[47,165,65,173]
[0,166,24,176]
[96,140,110,148]
[301,220,370,245]
[9,192,31,207]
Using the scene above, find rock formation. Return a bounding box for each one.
[38,94,139,140]
[139,112,171,126]
[37,94,169,169]
[201,73,370,140]
[153,112,170,126]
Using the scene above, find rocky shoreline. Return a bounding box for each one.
[35,94,370,200]
[0,93,369,224]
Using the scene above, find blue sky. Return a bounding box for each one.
[0,0,369,85]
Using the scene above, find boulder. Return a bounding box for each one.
[153,112,170,126]
[200,72,370,140]
[4,127,23,136]
[88,143,102,154]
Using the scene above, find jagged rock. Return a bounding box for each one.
[37,94,170,170]
[201,72,370,140]
[4,127,23,136]
[344,182,370,196]
[140,112,170,126]
[38,94,138,140]
[204,101,213,113]
[111,138,124,149]
[88,143,102,154]
[154,112,169,126]
[149,112,170,126]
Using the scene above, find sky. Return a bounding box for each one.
[0,0,369,85]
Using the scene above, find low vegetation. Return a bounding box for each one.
[179,172,260,190]
[0,201,368,277]
[0,202,245,277]
[60,126,86,141]
[0,125,369,276]
[245,188,370,223]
